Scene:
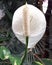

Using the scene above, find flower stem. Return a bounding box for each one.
[20,36,29,65]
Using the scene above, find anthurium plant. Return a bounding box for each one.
[0,2,52,65]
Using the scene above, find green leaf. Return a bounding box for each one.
[9,55,21,65]
[5,9,13,20]
[0,32,11,42]
[32,59,52,65]
[42,58,52,65]
[0,46,21,65]
[0,37,6,42]
[32,61,43,65]
[0,46,11,60]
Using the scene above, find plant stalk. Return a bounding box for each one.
[20,36,29,65]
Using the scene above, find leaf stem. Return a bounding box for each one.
[20,36,29,65]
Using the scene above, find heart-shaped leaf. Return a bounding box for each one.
[0,46,21,65]
[9,55,21,65]
[0,46,11,60]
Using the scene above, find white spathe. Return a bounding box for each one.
[12,4,46,48]
[42,0,48,13]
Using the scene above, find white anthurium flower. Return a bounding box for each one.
[12,3,46,48]
[42,0,48,13]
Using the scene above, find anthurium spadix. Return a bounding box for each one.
[12,3,46,48]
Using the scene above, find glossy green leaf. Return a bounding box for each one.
[0,46,11,60]
[9,55,21,65]
[32,61,43,65]
[0,46,21,65]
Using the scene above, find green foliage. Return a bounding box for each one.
[0,32,12,43]
[32,59,52,65]
[9,55,21,65]
[42,59,52,65]
[0,46,21,65]
[0,36,10,43]
[0,37,7,42]
[0,46,11,60]
[32,61,43,65]
[0,46,52,65]
[5,9,13,20]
